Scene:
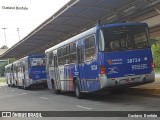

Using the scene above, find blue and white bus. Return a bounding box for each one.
[5,54,47,89]
[45,22,155,98]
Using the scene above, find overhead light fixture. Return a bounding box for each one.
[107,15,116,20]
[124,6,136,12]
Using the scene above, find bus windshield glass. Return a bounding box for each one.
[30,58,45,67]
[99,25,149,52]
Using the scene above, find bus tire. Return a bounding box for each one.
[15,81,18,87]
[18,86,21,89]
[74,80,83,99]
[54,89,61,94]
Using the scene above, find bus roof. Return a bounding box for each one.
[13,54,45,64]
[5,63,12,68]
[97,22,148,29]
[45,22,148,54]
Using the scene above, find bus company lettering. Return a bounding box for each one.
[107,59,123,65]
[132,64,148,70]
[108,67,119,74]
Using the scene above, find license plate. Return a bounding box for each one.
[125,78,135,84]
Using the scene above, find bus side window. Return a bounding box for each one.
[85,35,95,61]
[70,42,76,63]
[49,52,53,66]
[58,48,64,66]
[64,45,70,64]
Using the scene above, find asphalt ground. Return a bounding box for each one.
[0,83,160,120]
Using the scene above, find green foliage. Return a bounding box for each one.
[151,37,160,68]
[154,68,160,73]
[0,58,16,77]
[0,60,7,77]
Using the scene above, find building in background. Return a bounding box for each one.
[0,45,8,56]
[0,45,9,76]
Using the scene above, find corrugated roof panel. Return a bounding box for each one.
[1,0,160,59]
[62,17,89,27]
[77,7,110,20]
[60,6,88,16]
[96,0,134,9]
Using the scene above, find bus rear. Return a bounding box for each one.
[98,23,155,89]
[28,55,47,86]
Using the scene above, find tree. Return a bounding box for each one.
[151,37,160,68]
[0,61,8,76]
[0,58,16,77]
[1,45,8,49]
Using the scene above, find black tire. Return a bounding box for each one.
[74,80,83,99]
[15,81,18,87]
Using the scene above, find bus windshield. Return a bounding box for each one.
[99,25,149,52]
[30,58,45,67]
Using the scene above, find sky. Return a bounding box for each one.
[0,0,70,48]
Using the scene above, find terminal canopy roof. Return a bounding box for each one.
[1,0,160,59]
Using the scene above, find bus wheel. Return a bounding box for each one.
[74,80,83,99]
[54,89,61,94]
[15,81,18,87]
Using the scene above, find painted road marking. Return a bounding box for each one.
[41,97,48,100]
[22,93,27,95]
[76,105,92,110]
[11,90,15,92]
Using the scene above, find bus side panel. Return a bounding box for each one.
[59,65,65,90]
[64,64,74,91]
[84,61,100,92]
[69,64,75,91]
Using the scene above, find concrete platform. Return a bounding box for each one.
[127,73,160,96]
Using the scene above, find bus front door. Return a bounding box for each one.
[53,54,61,90]
[77,46,87,91]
